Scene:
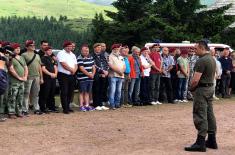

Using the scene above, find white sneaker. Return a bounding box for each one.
[182,100,188,103]
[101,106,109,110]
[156,101,162,105]
[70,102,79,108]
[174,99,179,103]
[151,101,157,105]
[95,106,102,111]
[213,96,219,100]
[178,100,183,103]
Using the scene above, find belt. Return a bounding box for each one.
[198,83,214,87]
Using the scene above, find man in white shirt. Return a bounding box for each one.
[57,41,78,114]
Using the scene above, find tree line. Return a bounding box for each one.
[91,0,235,48]
[0,16,90,49]
[0,0,234,50]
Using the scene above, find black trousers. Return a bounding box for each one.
[58,72,75,112]
[39,78,56,111]
[92,76,108,107]
[171,75,178,100]
[221,73,231,97]
[230,72,235,93]
[160,77,173,103]
[140,76,150,104]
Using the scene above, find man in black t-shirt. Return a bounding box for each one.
[39,46,58,113]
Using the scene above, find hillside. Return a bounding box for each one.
[0,0,114,19]
[0,0,214,19]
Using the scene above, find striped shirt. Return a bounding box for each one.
[77,55,94,81]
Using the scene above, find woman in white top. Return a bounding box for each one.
[139,47,154,104]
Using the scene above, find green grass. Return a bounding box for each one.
[0,0,115,19]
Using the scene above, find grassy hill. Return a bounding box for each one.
[0,0,114,19]
[0,0,215,32]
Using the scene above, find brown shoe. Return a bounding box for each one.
[16,114,24,118]
[8,114,17,119]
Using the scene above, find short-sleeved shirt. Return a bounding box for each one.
[57,49,77,75]
[140,55,151,77]
[77,55,94,82]
[177,56,189,78]
[41,56,56,80]
[21,52,41,78]
[194,53,216,84]
[188,55,199,76]
[108,53,125,78]
[149,52,162,74]
[10,56,27,83]
[162,55,174,78]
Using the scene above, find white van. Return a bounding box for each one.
[145,43,233,52]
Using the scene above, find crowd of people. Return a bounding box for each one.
[0,40,234,122]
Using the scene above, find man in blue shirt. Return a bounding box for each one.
[120,46,131,107]
[219,48,233,98]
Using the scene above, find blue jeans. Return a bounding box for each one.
[109,77,123,108]
[177,78,187,100]
[128,78,141,104]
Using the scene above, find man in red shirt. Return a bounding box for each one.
[149,43,162,105]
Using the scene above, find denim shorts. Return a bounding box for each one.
[79,81,93,93]
[0,69,7,95]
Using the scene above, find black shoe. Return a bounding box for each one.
[185,135,206,152]
[34,110,43,115]
[206,133,218,149]
[50,109,59,113]
[42,110,50,114]
[22,111,29,117]
[69,109,74,113]
[63,111,70,114]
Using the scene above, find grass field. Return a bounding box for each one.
[0,0,114,19]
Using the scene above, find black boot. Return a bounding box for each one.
[185,135,206,152]
[206,133,218,149]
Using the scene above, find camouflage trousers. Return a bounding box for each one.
[0,83,9,114]
[8,82,24,115]
[193,86,217,137]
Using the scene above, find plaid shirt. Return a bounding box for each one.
[162,55,174,78]
[188,55,198,77]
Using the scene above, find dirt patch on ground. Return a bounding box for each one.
[0,99,235,155]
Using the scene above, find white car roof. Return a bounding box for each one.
[145,43,233,51]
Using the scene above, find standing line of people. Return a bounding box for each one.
[0,40,235,122]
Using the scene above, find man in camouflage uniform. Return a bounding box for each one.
[185,41,217,152]
[7,43,28,118]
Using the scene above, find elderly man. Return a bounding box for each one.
[120,46,131,107]
[128,46,143,106]
[100,43,109,60]
[160,47,174,103]
[92,43,109,110]
[57,41,78,114]
[108,44,126,110]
